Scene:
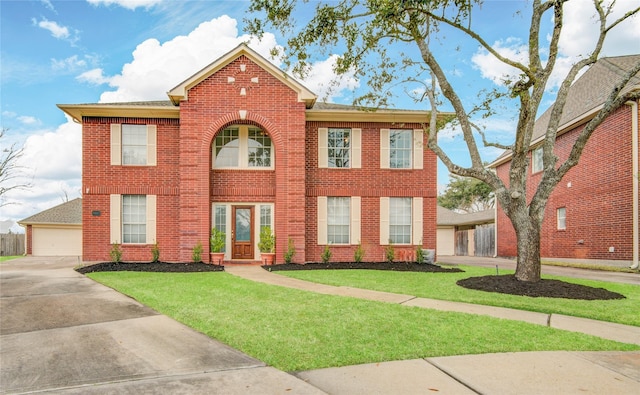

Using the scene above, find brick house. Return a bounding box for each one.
[490,55,640,267]
[58,44,440,264]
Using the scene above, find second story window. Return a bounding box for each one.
[122,125,147,165]
[389,130,412,168]
[532,146,543,173]
[328,128,350,168]
[213,125,273,169]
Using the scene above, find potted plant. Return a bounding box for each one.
[209,228,225,265]
[258,226,276,265]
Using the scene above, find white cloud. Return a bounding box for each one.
[302,54,360,102]
[97,16,284,102]
[52,55,88,72]
[87,0,162,10]
[93,15,357,104]
[472,0,639,91]
[1,117,82,222]
[77,68,111,85]
[17,116,40,126]
[33,17,69,39]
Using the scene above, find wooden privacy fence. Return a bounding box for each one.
[474,224,495,257]
[1,234,25,256]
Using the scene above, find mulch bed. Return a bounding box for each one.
[264,261,464,273]
[76,262,224,274]
[457,275,625,300]
[76,260,625,301]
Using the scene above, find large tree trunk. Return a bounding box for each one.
[513,215,542,282]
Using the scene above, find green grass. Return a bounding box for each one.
[278,265,640,326]
[0,256,21,262]
[88,271,639,371]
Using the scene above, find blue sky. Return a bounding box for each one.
[1,0,638,231]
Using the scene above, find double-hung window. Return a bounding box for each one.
[532,146,543,173]
[317,196,361,245]
[110,194,156,244]
[380,129,423,169]
[111,124,157,166]
[557,207,566,230]
[213,125,273,169]
[380,197,423,245]
[318,128,361,168]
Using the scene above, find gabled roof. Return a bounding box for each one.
[18,198,82,226]
[437,206,494,226]
[490,54,640,167]
[167,43,317,108]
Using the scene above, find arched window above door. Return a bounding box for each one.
[213,125,273,169]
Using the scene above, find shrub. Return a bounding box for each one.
[110,242,122,263]
[416,246,425,264]
[321,244,332,264]
[385,240,395,263]
[151,241,160,263]
[192,242,203,263]
[284,237,296,263]
[354,241,365,263]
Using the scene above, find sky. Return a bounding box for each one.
[1,0,639,232]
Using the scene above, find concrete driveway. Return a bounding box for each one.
[0,257,323,394]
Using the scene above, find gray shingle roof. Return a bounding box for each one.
[437,206,494,226]
[492,54,640,164]
[19,198,82,225]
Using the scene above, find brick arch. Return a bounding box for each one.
[200,111,284,157]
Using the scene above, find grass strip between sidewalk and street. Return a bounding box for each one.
[278,265,640,327]
[88,271,639,372]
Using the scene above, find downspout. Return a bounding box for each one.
[493,203,498,257]
[628,100,639,270]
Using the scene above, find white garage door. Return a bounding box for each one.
[437,227,455,256]
[32,226,82,256]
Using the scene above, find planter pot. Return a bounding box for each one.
[261,252,276,265]
[209,252,225,265]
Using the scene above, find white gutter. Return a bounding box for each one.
[628,100,639,270]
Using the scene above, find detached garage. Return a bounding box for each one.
[19,198,82,257]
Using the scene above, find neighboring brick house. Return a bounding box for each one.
[490,55,640,267]
[58,44,440,264]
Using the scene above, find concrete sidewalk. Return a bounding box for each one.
[225,264,640,394]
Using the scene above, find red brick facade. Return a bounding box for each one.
[495,102,639,261]
[69,45,437,263]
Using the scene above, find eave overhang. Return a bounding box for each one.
[57,103,180,123]
[306,109,452,124]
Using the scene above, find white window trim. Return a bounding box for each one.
[379,196,423,245]
[317,196,361,245]
[110,124,157,166]
[212,125,274,170]
[318,127,361,169]
[380,129,423,169]
[557,207,566,230]
[110,194,156,244]
[532,146,543,173]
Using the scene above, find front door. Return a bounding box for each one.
[232,206,254,259]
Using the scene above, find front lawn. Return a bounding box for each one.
[88,271,638,371]
[278,265,640,326]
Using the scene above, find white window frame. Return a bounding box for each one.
[532,146,543,173]
[380,129,423,169]
[318,127,361,168]
[212,125,274,169]
[110,124,157,166]
[379,197,423,245]
[110,194,156,244]
[317,196,361,245]
[557,207,566,230]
